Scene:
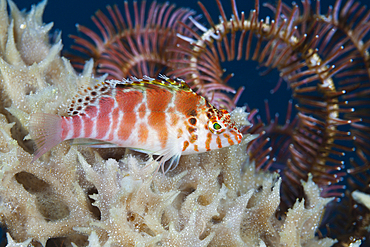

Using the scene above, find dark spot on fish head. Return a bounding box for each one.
[188,117,197,125]
[85,96,90,101]
[78,99,82,103]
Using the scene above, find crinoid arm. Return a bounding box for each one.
[68,1,200,80]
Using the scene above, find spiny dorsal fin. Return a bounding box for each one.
[116,75,193,92]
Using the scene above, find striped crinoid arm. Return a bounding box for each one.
[172,0,369,210]
[68,1,198,79]
[322,140,370,245]
[329,116,370,243]
[282,0,370,197]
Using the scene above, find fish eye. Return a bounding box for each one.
[208,120,226,134]
[213,122,221,130]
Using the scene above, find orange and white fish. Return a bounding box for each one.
[29,75,243,171]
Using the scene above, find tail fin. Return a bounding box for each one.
[28,113,63,162]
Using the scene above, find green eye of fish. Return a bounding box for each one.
[213,122,221,130]
[209,120,225,134]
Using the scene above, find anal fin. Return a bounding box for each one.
[71,138,119,148]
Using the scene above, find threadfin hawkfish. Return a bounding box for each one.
[29,75,243,172]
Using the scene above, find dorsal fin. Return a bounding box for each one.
[67,81,112,116]
[116,75,193,92]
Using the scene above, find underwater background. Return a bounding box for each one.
[2,0,368,245]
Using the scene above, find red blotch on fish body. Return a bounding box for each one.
[139,123,149,144]
[99,97,115,115]
[147,88,173,148]
[83,106,99,137]
[116,89,144,112]
[138,103,146,119]
[85,105,99,118]
[148,112,167,148]
[96,97,115,139]
[71,115,82,138]
[146,88,172,112]
[174,91,199,117]
[116,89,144,141]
